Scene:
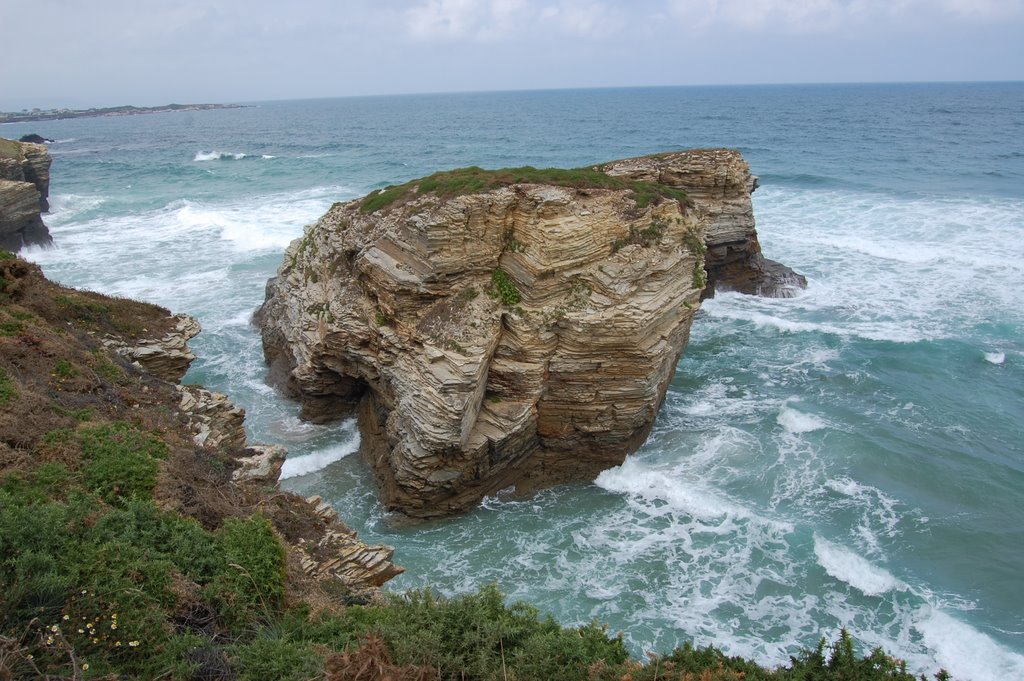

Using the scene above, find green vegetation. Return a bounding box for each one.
[0,138,23,160]
[0,367,17,407]
[611,219,669,253]
[78,422,168,504]
[360,165,690,214]
[487,268,521,306]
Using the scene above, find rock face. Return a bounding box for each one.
[0,137,52,251]
[257,149,803,518]
[601,149,806,298]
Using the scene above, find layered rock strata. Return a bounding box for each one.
[0,137,52,251]
[258,149,803,518]
[600,149,805,297]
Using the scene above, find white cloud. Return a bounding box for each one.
[664,0,1024,33]
[405,0,529,40]
[940,0,1024,20]
[403,0,620,41]
[539,1,622,38]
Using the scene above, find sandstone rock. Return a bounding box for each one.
[0,138,53,250]
[20,142,52,212]
[232,444,287,484]
[177,384,248,450]
[601,149,806,298]
[300,496,403,588]
[258,150,802,517]
[107,313,202,382]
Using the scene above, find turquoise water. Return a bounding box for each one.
[10,83,1024,680]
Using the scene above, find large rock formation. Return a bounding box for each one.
[257,149,803,518]
[0,137,52,251]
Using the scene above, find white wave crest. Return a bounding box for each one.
[194,150,248,161]
[984,351,1006,365]
[279,436,360,479]
[596,457,771,526]
[777,402,827,434]
[813,535,905,596]
[915,609,1024,681]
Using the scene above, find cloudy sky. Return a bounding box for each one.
[2,0,1022,109]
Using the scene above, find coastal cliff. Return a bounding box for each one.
[257,150,804,518]
[0,137,52,251]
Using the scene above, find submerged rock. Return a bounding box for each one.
[257,149,803,517]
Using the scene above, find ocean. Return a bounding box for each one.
[8,82,1024,680]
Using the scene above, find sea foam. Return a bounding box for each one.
[813,535,905,596]
[279,437,360,479]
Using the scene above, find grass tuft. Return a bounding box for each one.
[360,166,690,214]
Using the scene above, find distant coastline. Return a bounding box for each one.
[0,102,246,124]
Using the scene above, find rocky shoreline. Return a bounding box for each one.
[256,149,805,518]
[0,102,244,124]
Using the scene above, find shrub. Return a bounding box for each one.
[0,367,17,407]
[78,422,168,504]
[487,268,521,306]
[366,584,628,680]
[206,514,286,631]
[232,636,324,681]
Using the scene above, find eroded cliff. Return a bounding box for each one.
[0,137,52,251]
[258,150,802,518]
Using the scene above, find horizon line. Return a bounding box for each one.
[4,78,1022,113]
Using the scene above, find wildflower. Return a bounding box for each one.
[63,614,70,621]
[128,640,140,647]
[82,663,89,670]
[78,629,84,634]
[50,625,59,633]
[111,622,117,630]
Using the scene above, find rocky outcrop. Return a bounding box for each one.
[601,149,806,298]
[0,137,52,251]
[257,149,802,518]
[104,314,202,382]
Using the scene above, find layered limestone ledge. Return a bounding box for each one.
[257,149,804,518]
[601,149,806,297]
[0,138,52,251]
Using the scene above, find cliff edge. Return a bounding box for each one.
[0,254,401,600]
[257,149,804,518]
[0,137,52,251]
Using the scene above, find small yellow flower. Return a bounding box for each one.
[78,628,84,634]
[82,663,89,670]
[110,623,117,630]
[50,625,59,632]
[128,640,140,647]
[63,614,70,621]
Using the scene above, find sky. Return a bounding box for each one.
[2,0,1023,109]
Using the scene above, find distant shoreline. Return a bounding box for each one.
[0,103,247,124]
